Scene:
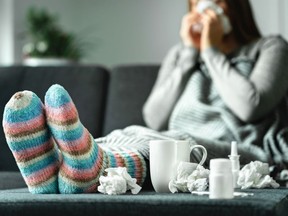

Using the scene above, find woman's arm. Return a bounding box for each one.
[201,36,288,122]
[143,44,199,130]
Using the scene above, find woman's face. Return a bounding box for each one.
[190,0,229,15]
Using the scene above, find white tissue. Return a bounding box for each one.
[169,162,210,193]
[191,191,254,197]
[280,169,288,180]
[98,167,142,195]
[237,161,280,189]
[195,0,232,34]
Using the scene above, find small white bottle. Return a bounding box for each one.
[209,158,234,199]
[228,141,240,188]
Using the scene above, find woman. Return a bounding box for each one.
[143,0,288,167]
[2,0,288,194]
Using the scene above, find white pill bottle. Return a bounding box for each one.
[209,159,234,199]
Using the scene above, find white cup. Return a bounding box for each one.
[149,140,207,193]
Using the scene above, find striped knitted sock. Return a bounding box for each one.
[45,85,146,193]
[44,84,146,194]
[2,91,60,194]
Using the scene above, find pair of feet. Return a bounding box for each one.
[2,84,146,194]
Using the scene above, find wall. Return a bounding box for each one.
[0,0,14,65]
[250,0,288,39]
[69,0,186,66]
[284,0,288,39]
[13,0,186,67]
[1,0,287,66]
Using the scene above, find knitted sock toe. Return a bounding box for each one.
[45,84,146,194]
[2,91,60,194]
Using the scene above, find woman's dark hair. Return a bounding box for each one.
[189,0,261,45]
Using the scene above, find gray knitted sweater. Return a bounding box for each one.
[142,35,288,167]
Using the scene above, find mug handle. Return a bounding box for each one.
[190,145,207,166]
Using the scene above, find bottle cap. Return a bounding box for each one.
[210,159,232,173]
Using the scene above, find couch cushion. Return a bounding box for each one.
[0,188,287,216]
[0,66,109,171]
[0,171,26,190]
[103,65,159,135]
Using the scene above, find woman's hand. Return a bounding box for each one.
[180,13,202,49]
[200,9,224,50]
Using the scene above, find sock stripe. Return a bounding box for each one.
[114,152,126,167]
[13,140,55,163]
[45,101,78,122]
[50,124,84,141]
[57,130,92,154]
[106,151,117,167]
[59,146,105,182]
[7,132,51,152]
[49,117,78,126]
[127,151,147,184]
[17,147,58,169]
[4,125,46,139]
[46,105,78,123]
[30,176,58,191]
[47,118,78,131]
[3,115,46,135]
[21,152,59,176]
[25,164,59,186]
[45,93,71,108]
[63,149,98,170]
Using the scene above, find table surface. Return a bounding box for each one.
[0,188,287,216]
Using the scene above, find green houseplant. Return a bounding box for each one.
[23,7,84,65]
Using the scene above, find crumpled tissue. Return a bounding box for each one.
[98,167,142,195]
[169,161,210,193]
[280,169,288,181]
[237,161,280,189]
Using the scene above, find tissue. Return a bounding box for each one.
[169,162,210,193]
[280,169,288,181]
[237,161,280,189]
[194,0,232,34]
[98,167,142,195]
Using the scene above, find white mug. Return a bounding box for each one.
[149,140,207,193]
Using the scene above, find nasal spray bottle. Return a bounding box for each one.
[228,141,240,188]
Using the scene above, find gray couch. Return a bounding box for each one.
[0,65,287,216]
[0,65,158,172]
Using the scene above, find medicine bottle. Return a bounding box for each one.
[209,158,234,199]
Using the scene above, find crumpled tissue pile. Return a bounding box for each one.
[237,161,280,189]
[169,161,210,193]
[280,169,288,180]
[98,167,142,195]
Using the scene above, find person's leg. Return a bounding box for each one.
[44,84,146,194]
[2,91,60,194]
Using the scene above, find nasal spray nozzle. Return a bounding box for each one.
[228,141,240,188]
